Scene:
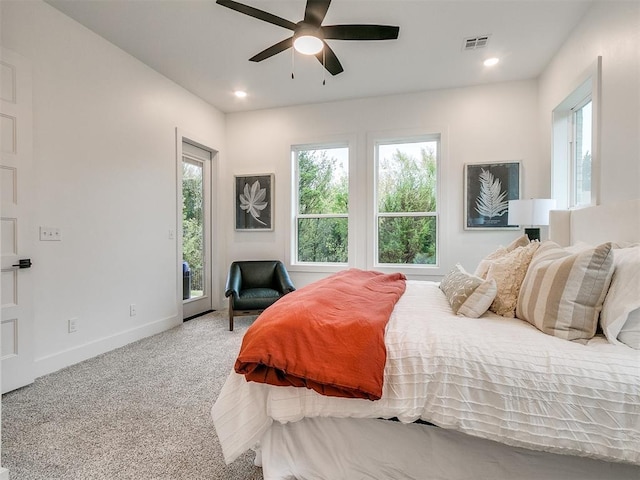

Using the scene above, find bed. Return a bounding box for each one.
[212,199,640,480]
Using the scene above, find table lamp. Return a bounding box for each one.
[508,199,557,241]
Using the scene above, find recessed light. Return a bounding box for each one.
[484,57,499,67]
[234,90,247,98]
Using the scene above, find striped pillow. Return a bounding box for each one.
[516,241,614,341]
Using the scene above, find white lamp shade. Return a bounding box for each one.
[508,199,557,226]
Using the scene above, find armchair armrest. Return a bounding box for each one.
[225,263,242,298]
[274,262,296,294]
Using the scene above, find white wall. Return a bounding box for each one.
[538,1,640,205]
[224,81,543,288]
[225,0,640,291]
[1,1,226,375]
[2,0,636,371]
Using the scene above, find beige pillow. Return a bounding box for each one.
[516,241,615,341]
[439,264,497,318]
[485,242,540,317]
[474,234,530,278]
[600,245,640,348]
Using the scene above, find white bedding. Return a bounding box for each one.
[212,280,640,466]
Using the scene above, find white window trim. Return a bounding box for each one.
[369,131,443,276]
[569,96,593,207]
[552,56,601,209]
[289,141,352,273]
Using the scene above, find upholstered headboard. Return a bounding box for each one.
[549,199,640,246]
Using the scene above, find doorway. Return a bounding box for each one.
[180,139,214,320]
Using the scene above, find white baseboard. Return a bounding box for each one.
[34,315,181,378]
[0,467,9,480]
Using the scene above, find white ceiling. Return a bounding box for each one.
[45,0,593,113]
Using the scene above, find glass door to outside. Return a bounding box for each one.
[182,141,212,319]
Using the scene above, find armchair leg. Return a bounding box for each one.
[229,298,234,331]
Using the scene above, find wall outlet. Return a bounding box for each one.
[129,304,137,317]
[68,318,78,333]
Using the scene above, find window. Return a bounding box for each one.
[375,137,439,266]
[292,144,349,264]
[552,58,600,209]
[571,98,592,207]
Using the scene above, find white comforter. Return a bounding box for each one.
[212,280,640,466]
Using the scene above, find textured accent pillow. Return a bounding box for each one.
[600,246,640,348]
[485,242,540,317]
[474,234,531,279]
[516,241,615,341]
[439,264,497,318]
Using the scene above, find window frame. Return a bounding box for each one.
[552,57,601,209]
[290,141,351,271]
[569,96,593,208]
[372,134,441,270]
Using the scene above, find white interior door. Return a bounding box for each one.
[1,48,35,393]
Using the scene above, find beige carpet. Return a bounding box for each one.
[1,311,264,480]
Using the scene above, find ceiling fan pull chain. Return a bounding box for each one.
[291,49,295,79]
[322,48,326,86]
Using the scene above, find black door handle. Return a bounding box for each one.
[12,259,32,269]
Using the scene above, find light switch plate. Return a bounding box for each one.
[40,226,61,241]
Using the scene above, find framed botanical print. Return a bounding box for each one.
[234,173,274,231]
[464,161,520,230]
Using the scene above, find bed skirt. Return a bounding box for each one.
[257,417,640,480]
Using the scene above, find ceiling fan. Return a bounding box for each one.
[216,0,400,75]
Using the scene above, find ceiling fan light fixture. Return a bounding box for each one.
[293,34,323,55]
[216,0,399,76]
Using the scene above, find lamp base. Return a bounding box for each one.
[524,227,541,242]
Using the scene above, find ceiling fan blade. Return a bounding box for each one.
[249,37,294,62]
[303,0,331,26]
[322,24,400,40]
[216,0,297,31]
[315,42,344,75]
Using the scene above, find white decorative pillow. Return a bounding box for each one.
[474,234,530,279]
[600,245,640,348]
[617,308,640,349]
[516,241,615,341]
[485,242,540,318]
[439,264,497,318]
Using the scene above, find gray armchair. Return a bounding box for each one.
[224,260,295,331]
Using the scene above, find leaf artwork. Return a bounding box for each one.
[239,180,268,225]
[474,169,508,219]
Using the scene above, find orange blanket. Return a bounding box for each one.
[234,269,406,400]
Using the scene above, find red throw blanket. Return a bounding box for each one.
[234,269,406,401]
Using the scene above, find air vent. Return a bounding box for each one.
[463,35,490,51]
